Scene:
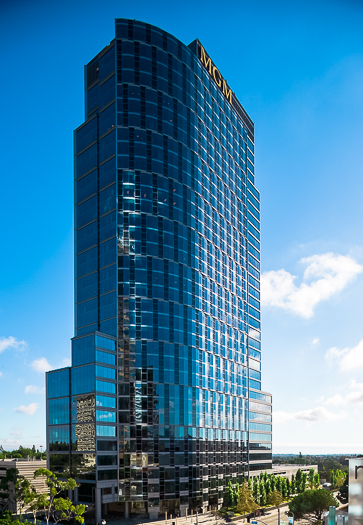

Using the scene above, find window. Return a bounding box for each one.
[97,440,117,451]
[72,335,95,366]
[96,365,116,380]
[76,144,97,178]
[77,170,97,204]
[71,365,95,395]
[96,410,116,422]
[95,350,115,366]
[250,391,271,403]
[96,425,116,437]
[96,335,116,351]
[77,247,98,278]
[49,398,69,425]
[76,119,97,154]
[249,432,272,442]
[96,380,116,394]
[77,221,97,254]
[49,426,70,451]
[96,395,116,408]
[97,469,117,480]
[249,422,272,432]
[48,369,69,399]
[97,455,117,466]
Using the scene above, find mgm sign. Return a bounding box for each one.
[200,45,232,104]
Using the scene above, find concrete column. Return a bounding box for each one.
[95,488,102,525]
[68,488,73,500]
[74,487,79,503]
[125,501,130,519]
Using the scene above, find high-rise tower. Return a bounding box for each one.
[46,19,272,521]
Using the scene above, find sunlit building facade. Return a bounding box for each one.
[46,19,272,521]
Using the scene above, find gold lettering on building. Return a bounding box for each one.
[222,79,232,104]
[200,45,232,104]
[212,66,221,87]
[200,46,212,74]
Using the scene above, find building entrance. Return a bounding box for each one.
[160,499,180,516]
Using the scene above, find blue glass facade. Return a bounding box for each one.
[46,19,272,519]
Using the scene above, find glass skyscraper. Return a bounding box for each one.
[46,19,272,521]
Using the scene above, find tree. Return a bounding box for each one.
[236,482,259,517]
[234,483,240,507]
[0,468,18,512]
[267,490,283,507]
[260,482,267,506]
[225,480,235,508]
[14,477,37,519]
[265,478,271,496]
[288,489,339,521]
[308,469,315,489]
[300,473,307,493]
[281,478,287,499]
[337,473,348,505]
[0,512,33,525]
[295,469,303,493]
[270,475,276,492]
[290,474,295,495]
[253,478,260,505]
[275,476,282,494]
[335,470,346,488]
[286,479,291,499]
[33,468,85,525]
[314,472,320,489]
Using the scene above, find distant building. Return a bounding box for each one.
[0,458,47,513]
[270,464,318,480]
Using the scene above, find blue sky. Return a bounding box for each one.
[1,0,363,454]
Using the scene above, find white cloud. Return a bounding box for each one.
[326,338,363,371]
[274,406,346,424]
[25,385,45,395]
[0,336,27,353]
[30,357,70,374]
[323,379,363,406]
[323,394,346,406]
[10,429,22,436]
[311,337,320,346]
[0,439,20,446]
[31,357,52,373]
[13,403,39,415]
[261,252,363,318]
[0,371,3,377]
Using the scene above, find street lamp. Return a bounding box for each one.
[284,511,294,525]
